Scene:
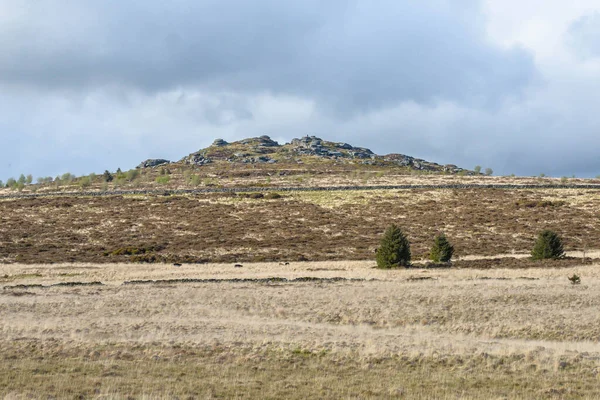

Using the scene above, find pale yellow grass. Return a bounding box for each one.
[2,260,600,398]
[3,256,599,285]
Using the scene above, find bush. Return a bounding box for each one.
[531,230,565,260]
[376,224,411,268]
[103,170,113,182]
[79,176,92,188]
[429,233,454,262]
[189,174,201,186]
[156,175,170,185]
[126,169,140,182]
[61,172,75,183]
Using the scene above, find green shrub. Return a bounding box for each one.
[115,168,126,180]
[126,169,139,182]
[155,175,170,185]
[484,168,493,176]
[61,172,75,183]
[568,274,581,285]
[429,233,454,262]
[531,230,565,260]
[189,174,201,186]
[79,176,92,188]
[473,165,482,174]
[103,170,113,182]
[376,224,411,268]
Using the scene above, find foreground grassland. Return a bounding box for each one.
[1,262,600,398]
[1,187,599,263]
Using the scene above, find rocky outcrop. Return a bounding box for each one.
[137,159,170,169]
[182,153,212,166]
[228,154,277,164]
[175,134,471,173]
[240,135,280,147]
[290,136,374,159]
[212,138,229,146]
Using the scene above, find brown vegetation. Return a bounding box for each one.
[1,188,599,264]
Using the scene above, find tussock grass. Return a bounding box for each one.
[1,262,600,398]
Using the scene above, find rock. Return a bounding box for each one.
[353,147,374,155]
[212,138,228,146]
[337,142,353,150]
[183,153,212,166]
[257,135,280,147]
[137,159,170,169]
[291,135,321,149]
[350,151,371,159]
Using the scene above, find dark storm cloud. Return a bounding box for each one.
[0,0,535,112]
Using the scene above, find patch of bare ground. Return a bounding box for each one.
[1,187,600,264]
[1,262,600,398]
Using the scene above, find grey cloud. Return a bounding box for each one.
[567,12,600,59]
[0,0,536,113]
[4,1,598,180]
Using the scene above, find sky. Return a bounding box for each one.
[1,0,600,180]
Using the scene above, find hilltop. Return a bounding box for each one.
[0,134,495,194]
[139,135,473,175]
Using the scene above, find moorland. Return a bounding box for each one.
[1,135,600,398]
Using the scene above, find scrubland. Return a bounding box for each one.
[2,261,600,398]
[1,187,600,264]
[2,176,600,398]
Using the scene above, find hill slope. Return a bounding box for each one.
[154,135,474,175]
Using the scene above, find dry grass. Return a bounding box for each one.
[1,188,600,264]
[2,261,600,398]
[3,158,599,195]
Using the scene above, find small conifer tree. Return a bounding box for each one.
[532,230,565,260]
[430,233,454,263]
[376,224,411,268]
[103,170,113,182]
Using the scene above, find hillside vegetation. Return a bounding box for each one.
[1,188,599,264]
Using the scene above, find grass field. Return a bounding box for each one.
[2,260,600,398]
[2,177,600,398]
